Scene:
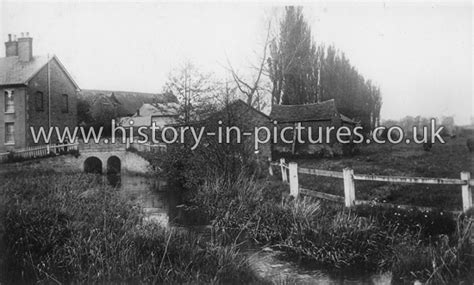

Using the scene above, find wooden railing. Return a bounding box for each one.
[0,143,79,163]
[0,139,167,163]
[270,158,473,212]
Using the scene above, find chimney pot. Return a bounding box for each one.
[18,34,33,62]
[26,32,29,37]
[5,33,18,57]
[13,35,17,41]
[21,32,24,37]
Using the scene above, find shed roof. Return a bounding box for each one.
[270,99,356,124]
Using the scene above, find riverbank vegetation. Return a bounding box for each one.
[0,143,472,284]
[183,173,472,283]
[162,140,472,284]
[0,170,262,284]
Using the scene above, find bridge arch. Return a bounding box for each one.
[84,156,103,174]
[107,155,121,174]
[76,144,151,174]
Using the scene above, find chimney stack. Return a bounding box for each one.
[18,32,33,62]
[5,33,18,57]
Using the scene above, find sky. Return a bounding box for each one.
[0,1,472,124]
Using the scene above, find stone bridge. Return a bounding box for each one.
[77,141,152,174]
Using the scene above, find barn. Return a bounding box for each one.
[270,99,357,157]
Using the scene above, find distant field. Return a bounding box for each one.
[295,131,474,211]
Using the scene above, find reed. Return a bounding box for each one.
[0,170,261,284]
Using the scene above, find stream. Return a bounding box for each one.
[107,173,392,284]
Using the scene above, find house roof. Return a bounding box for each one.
[169,99,270,127]
[119,116,151,127]
[0,55,79,89]
[200,99,269,123]
[270,99,356,124]
[119,102,180,127]
[79,89,178,117]
[270,99,337,123]
[139,102,180,117]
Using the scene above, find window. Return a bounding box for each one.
[4,90,14,113]
[35,91,44,111]
[62,94,68,113]
[5,123,14,144]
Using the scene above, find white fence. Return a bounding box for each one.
[270,158,473,212]
[0,140,166,163]
[0,143,79,163]
[130,142,167,154]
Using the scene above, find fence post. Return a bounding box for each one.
[343,168,356,207]
[46,144,50,155]
[461,172,472,212]
[280,158,287,182]
[126,137,130,149]
[289,162,299,198]
[268,158,274,176]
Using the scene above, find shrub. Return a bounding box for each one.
[160,129,267,191]
[354,204,457,239]
[161,145,208,189]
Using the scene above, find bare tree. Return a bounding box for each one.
[226,22,272,110]
[164,60,217,123]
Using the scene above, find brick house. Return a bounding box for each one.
[270,99,357,157]
[0,33,79,152]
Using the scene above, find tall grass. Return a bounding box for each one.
[280,210,396,271]
[160,145,472,282]
[0,170,261,284]
[184,172,472,282]
[189,173,294,244]
[186,173,397,272]
[391,216,472,284]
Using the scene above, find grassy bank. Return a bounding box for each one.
[183,174,472,283]
[0,169,262,284]
[3,132,471,284]
[155,139,473,284]
[295,133,473,210]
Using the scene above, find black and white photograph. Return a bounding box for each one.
[0,1,472,284]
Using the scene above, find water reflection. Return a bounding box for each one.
[249,250,392,285]
[106,173,180,227]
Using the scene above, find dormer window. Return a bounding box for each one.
[4,90,14,113]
